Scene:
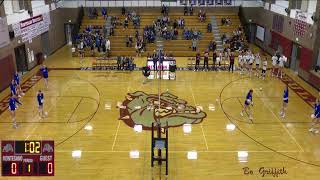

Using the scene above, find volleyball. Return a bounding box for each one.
[311,114,315,119]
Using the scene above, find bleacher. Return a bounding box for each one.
[75,8,241,57]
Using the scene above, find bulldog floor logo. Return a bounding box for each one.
[118,91,207,129]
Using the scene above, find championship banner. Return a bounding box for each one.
[13,13,51,43]
[293,11,307,37]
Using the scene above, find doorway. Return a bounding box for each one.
[14,44,28,75]
[64,23,74,45]
[290,43,300,72]
[41,32,50,56]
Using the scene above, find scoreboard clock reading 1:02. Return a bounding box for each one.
[1,140,54,176]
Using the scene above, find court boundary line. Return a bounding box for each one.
[190,85,209,151]
[256,90,305,152]
[56,150,301,153]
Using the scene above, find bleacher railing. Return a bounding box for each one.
[60,0,263,7]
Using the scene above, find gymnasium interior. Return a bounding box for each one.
[0,0,320,179]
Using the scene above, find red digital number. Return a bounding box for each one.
[11,162,17,175]
[47,162,53,174]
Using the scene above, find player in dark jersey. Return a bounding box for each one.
[280,85,288,118]
[40,64,49,89]
[9,95,22,128]
[37,90,46,118]
[240,89,254,120]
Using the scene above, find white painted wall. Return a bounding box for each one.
[307,0,317,14]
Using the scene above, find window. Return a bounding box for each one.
[291,0,302,9]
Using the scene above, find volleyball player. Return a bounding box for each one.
[277,55,286,79]
[271,54,278,77]
[255,53,261,77]
[280,85,289,118]
[40,64,49,89]
[244,51,251,75]
[261,57,267,80]
[37,90,45,118]
[240,89,254,120]
[309,98,320,133]
[14,71,24,97]
[9,94,22,128]
[10,80,18,97]
[248,51,254,77]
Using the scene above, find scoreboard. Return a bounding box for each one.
[1,140,54,176]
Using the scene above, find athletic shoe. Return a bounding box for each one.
[13,123,18,129]
[309,128,314,132]
[240,112,243,116]
[315,130,319,134]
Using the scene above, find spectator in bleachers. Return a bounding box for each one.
[109,25,114,36]
[191,38,197,51]
[173,28,178,40]
[209,40,216,52]
[102,7,107,19]
[221,17,231,26]
[198,10,206,22]
[189,5,194,16]
[207,23,212,33]
[121,7,126,16]
[105,38,110,54]
[135,40,143,57]
[184,5,188,16]
[161,4,169,16]
[123,17,129,29]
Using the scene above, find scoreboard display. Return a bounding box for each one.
[1,140,54,176]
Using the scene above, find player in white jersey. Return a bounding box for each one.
[277,55,286,78]
[255,53,261,77]
[271,55,278,77]
[248,51,254,77]
[261,57,267,80]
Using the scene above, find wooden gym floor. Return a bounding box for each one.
[0,45,320,180]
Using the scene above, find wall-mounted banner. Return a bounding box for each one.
[0,17,10,48]
[12,13,51,43]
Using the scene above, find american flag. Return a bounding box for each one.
[293,11,307,37]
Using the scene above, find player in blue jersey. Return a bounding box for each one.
[240,89,254,120]
[309,98,320,133]
[40,64,49,89]
[14,72,24,97]
[280,85,289,118]
[37,90,46,118]
[9,80,19,97]
[9,95,22,128]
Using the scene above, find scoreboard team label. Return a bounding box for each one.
[1,140,54,176]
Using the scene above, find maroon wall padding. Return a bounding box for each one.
[0,55,15,92]
[270,31,292,58]
[309,73,320,90]
[299,47,313,71]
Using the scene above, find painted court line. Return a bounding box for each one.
[256,90,305,153]
[190,85,209,151]
[56,150,301,153]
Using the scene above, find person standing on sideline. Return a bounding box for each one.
[271,54,278,77]
[212,51,217,71]
[203,50,209,71]
[37,90,46,118]
[195,52,201,71]
[280,85,289,118]
[240,89,254,120]
[105,38,111,56]
[255,53,261,77]
[261,57,267,80]
[309,98,320,133]
[9,94,22,128]
[40,64,49,89]
[229,52,235,73]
